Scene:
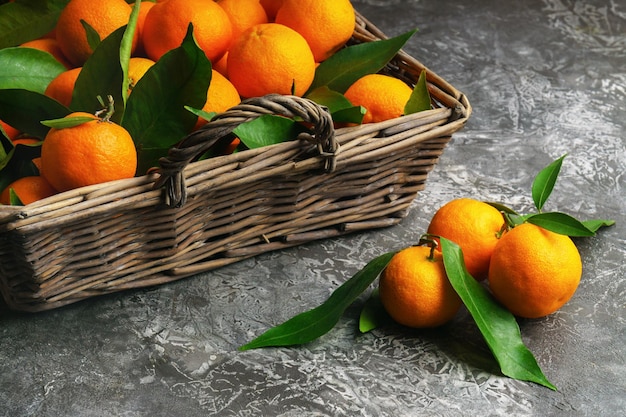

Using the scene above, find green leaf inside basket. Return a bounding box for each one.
[0,137,41,193]
[0,0,69,49]
[122,23,212,174]
[70,3,139,123]
[0,88,69,139]
[233,114,309,149]
[305,86,365,124]
[405,69,432,114]
[0,47,66,94]
[308,29,417,94]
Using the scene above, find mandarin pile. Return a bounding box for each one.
[379,197,584,328]
[1,0,425,206]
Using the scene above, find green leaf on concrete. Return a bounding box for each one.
[581,219,615,233]
[359,288,392,333]
[240,251,396,350]
[532,154,566,212]
[440,237,557,390]
[525,212,596,237]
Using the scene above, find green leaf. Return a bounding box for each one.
[119,0,141,110]
[359,288,392,333]
[80,19,101,52]
[581,219,616,233]
[532,154,566,212]
[0,47,66,93]
[184,106,216,124]
[7,188,25,206]
[0,0,68,49]
[306,86,365,124]
[306,86,352,113]
[525,212,596,237]
[308,29,417,94]
[0,89,69,138]
[233,114,307,149]
[404,70,431,114]
[40,115,94,129]
[71,25,127,121]
[440,237,557,390]
[0,141,41,192]
[505,212,528,228]
[122,23,212,174]
[240,251,396,350]
[486,201,520,216]
[331,106,366,124]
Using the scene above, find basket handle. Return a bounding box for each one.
[152,94,338,208]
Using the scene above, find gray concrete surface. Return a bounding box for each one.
[1,0,624,416]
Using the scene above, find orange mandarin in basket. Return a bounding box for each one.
[227,23,315,97]
[275,0,356,62]
[0,176,57,205]
[142,0,233,62]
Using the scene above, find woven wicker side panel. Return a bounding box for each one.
[165,135,451,277]
[0,202,180,311]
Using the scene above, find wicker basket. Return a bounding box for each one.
[0,12,471,312]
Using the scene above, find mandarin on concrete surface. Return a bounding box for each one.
[344,74,414,124]
[275,0,356,62]
[55,0,133,67]
[142,0,232,62]
[427,198,506,281]
[488,223,583,319]
[227,23,316,97]
[0,176,57,205]
[379,246,462,328]
[40,112,137,192]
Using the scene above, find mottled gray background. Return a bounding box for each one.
[1,0,625,416]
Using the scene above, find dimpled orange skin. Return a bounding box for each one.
[379,246,462,328]
[41,112,137,192]
[141,0,233,62]
[343,74,414,124]
[227,23,316,98]
[55,0,133,67]
[427,198,506,281]
[0,176,57,205]
[488,223,583,319]
[216,0,269,43]
[194,69,241,130]
[20,38,73,69]
[44,67,81,108]
[275,0,356,62]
